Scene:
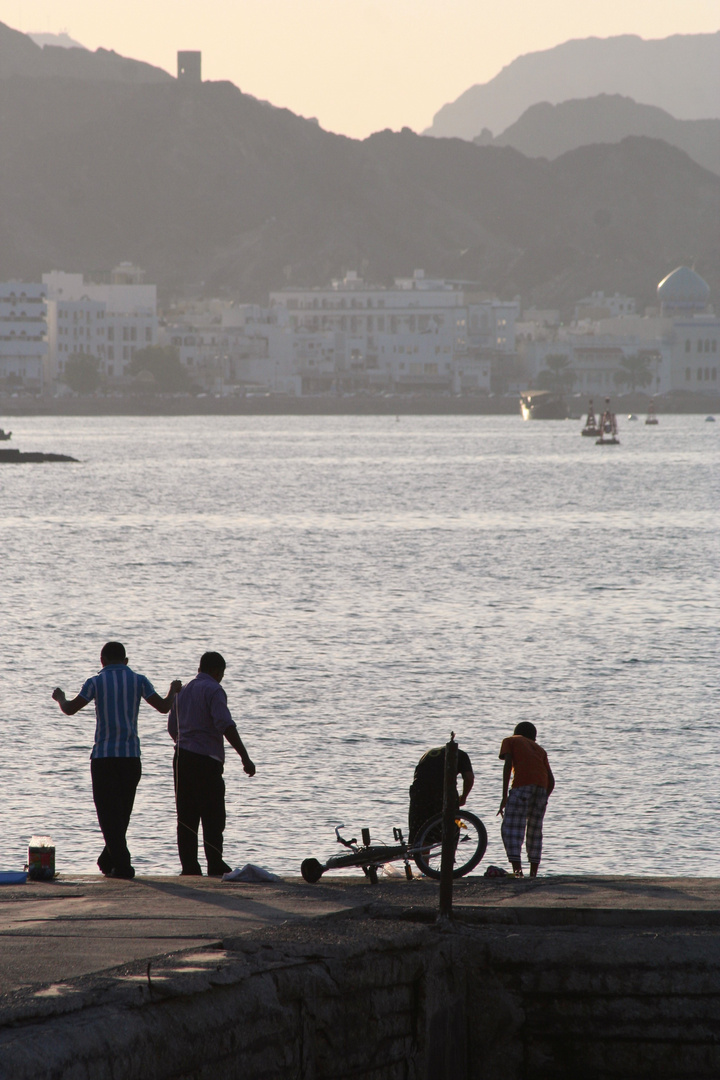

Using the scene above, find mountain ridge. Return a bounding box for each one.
[0,20,171,83]
[425,33,720,139]
[0,20,717,315]
[0,76,717,315]
[479,95,720,176]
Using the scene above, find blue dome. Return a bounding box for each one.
[657,266,710,309]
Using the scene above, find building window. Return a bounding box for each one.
[697,340,702,352]
[108,327,114,341]
[686,367,691,381]
[145,327,152,342]
[712,368,717,381]
[697,368,702,380]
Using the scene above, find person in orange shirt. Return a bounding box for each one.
[497,721,555,878]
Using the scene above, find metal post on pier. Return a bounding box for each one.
[438,731,458,921]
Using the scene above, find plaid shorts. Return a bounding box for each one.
[501,785,548,864]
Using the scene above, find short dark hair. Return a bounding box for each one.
[514,721,537,741]
[199,651,226,675]
[101,641,126,665]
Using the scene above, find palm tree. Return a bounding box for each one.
[614,353,653,392]
[536,354,576,394]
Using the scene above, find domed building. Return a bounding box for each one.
[657,266,711,315]
[519,264,718,398]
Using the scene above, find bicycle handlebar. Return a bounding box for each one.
[334,825,357,849]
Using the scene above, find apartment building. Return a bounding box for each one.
[43,267,158,384]
[0,282,47,390]
[269,270,520,393]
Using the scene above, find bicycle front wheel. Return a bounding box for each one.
[412,810,487,879]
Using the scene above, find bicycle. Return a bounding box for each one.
[300,810,487,884]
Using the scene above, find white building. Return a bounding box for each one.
[268,270,520,394]
[160,272,519,395]
[161,301,305,395]
[574,291,637,322]
[43,268,158,384]
[520,267,718,397]
[0,282,47,390]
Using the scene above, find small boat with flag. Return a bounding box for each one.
[645,400,659,425]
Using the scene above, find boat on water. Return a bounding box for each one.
[581,400,601,437]
[706,416,716,423]
[0,428,11,441]
[645,400,659,425]
[596,400,620,445]
[519,390,569,421]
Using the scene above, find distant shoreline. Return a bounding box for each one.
[1,391,718,418]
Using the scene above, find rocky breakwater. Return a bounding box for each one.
[0,447,78,463]
[2,875,720,1079]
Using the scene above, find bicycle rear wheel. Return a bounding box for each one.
[412,810,487,879]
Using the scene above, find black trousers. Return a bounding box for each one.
[173,748,229,875]
[408,786,459,844]
[91,756,142,876]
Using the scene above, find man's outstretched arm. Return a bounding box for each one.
[52,688,89,716]
[147,681,183,714]
[224,725,256,776]
[497,756,513,816]
[458,769,474,806]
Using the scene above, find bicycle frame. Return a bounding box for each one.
[325,825,415,877]
[301,811,487,884]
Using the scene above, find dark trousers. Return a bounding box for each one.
[408,786,459,843]
[91,757,142,876]
[173,748,228,875]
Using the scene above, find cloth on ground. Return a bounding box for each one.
[222,863,283,883]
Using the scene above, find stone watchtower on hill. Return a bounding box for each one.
[177,51,201,83]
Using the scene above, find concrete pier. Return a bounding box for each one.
[2,875,720,1079]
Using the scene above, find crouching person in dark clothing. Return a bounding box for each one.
[168,651,255,876]
[408,744,474,843]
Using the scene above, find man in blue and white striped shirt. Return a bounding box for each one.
[53,641,181,879]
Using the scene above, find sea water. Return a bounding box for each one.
[0,412,718,877]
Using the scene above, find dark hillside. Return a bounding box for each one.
[0,76,718,311]
[0,20,171,82]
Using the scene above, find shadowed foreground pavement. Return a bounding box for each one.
[4,874,720,1080]
[3,873,720,993]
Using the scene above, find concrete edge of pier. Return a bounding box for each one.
[3,874,720,1079]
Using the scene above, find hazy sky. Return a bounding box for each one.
[2,0,718,138]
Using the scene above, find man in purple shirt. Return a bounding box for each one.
[168,651,256,876]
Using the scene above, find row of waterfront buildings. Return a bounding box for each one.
[1,264,718,397]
